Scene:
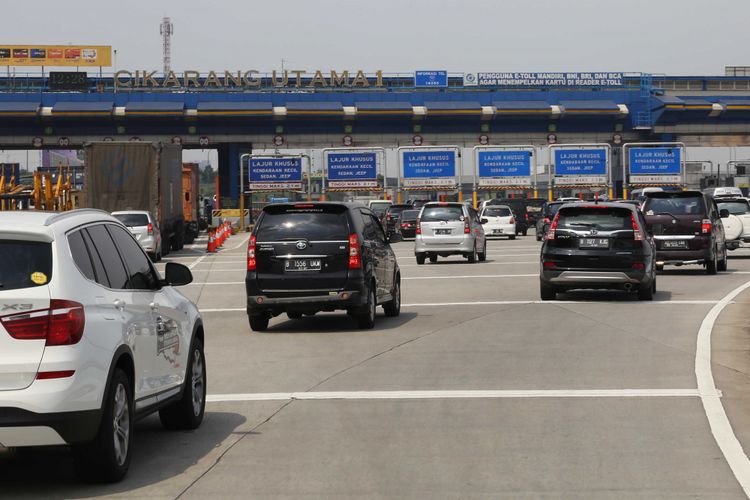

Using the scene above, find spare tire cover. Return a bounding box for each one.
[722,214,743,240]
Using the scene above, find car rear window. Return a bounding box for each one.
[557,207,633,231]
[545,203,564,217]
[400,210,420,220]
[421,205,464,222]
[0,240,52,291]
[717,200,750,215]
[483,207,512,217]
[643,194,705,216]
[256,205,350,241]
[113,213,149,227]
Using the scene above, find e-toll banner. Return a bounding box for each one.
[553,149,608,185]
[402,150,456,188]
[0,45,112,67]
[248,157,303,190]
[476,72,623,87]
[326,152,378,189]
[629,147,682,184]
[477,150,532,187]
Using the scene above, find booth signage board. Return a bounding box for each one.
[248,157,303,190]
[477,150,532,187]
[402,150,457,188]
[629,147,682,184]
[326,151,378,188]
[415,71,448,88]
[553,148,608,185]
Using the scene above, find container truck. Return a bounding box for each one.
[182,162,201,243]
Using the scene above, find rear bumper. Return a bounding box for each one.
[246,275,368,315]
[415,236,475,255]
[485,224,516,236]
[541,269,650,289]
[0,407,101,446]
[654,249,709,266]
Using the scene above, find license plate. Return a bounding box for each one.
[579,238,609,249]
[493,229,504,234]
[435,229,452,235]
[662,240,688,249]
[284,259,322,272]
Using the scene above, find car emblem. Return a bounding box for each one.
[440,220,447,225]
[296,240,307,250]
[590,229,598,236]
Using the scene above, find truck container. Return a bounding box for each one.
[182,162,201,243]
[83,142,185,254]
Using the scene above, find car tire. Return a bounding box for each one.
[718,248,728,272]
[383,279,401,317]
[356,284,376,329]
[637,281,654,300]
[287,312,303,320]
[478,242,487,262]
[429,254,438,263]
[159,337,206,430]
[540,282,556,301]
[510,235,516,241]
[249,315,269,332]
[468,244,477,263]
[73,368,133,483]
[416,253,426,265]
[522,229,528,236]
[707,249,718,275]
[536,233,542,242]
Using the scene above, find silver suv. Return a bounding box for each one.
[414,202,487,264]
[112,211,163,262]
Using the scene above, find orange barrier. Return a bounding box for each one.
[207,229,215,253]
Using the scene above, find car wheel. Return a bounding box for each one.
[655,263,664,272]
[249,315,269,332]
[356,284,376,329]
[468,244,477,263]
[522,229,528,236]
[159,337,206,430]
[287,312,302,320]
[509,235,516,241]
[707,249,718,275]
[536,233,542,242]
[540,282,556,301]
[73,368,133,483]
[156,251,162,262]
[429,254,438,263]
[416,253,426,265]
[383,279,401,317]
[478,242,487,262]
[718,248,728,272]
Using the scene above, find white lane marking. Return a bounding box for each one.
[695,278,750,498]
[394,253,538,258]
[188,282,243,286]
[207,388,712,403]
[198,300,720,312]
[231,235,251,250]
[399,261,537,268]
[188,255,208,270]
[403,274,537,280]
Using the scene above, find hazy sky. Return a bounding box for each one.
[4,0,749,75]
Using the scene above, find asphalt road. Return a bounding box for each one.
[4,232,750,499]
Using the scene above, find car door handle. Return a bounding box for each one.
[150,302,159,313]
[113,299,126,311]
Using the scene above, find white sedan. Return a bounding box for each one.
[480,205,517,239]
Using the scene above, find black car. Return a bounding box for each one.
[535,201,568,241]
[245,202,401,331]
[524,198,547,228]
[395,209,421,239]
[383,204,413,237]
[491,199,530,235]
[540,202,657,301]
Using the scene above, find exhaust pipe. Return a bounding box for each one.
[623,283,633,291]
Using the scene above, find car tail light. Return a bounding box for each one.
[348,233,361,269]
[147,223,154,235]
[464,219,471,234]
[631,214,644,241]
[525,213,529,221]
[247,235,257,271]
[702,219,712,234]
[294,204,314,208]
[546,214,560,240]
[416,219,421,235]
[509,217,515,224]
[401,223,409,228]
[37,370,75,380]
[1,300,85,346]
[542,261,556,268]
[544,217,550,224]
[632,262,646,270]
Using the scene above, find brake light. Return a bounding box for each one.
[509,217,515,224]
[632,262,646,270]
[702,219,712,234]
[401,223,409,228]
[294,204,314,208]
[416,219,421,235]
[1,300,85,346]
[147,223,154,235]
[544,217,550,224]
[631,214,644,241]
[247,235,257,271]
[37,370,75,380]
[464,220,471,234]
[525,213,529,221]
[543,261,556,268]
[348,233,361,269]
[546,213,560,240]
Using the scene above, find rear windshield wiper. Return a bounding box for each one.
[568,222,597,227]
[654,212,679,219]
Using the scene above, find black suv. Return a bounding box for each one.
[535,201,568,241]
[540,202,657,300]
[245,202,401,331]
[492,199,530,235]
[383,204,414,238]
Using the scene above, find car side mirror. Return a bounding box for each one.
[480,218,489,224]
[720,209,730,219]
[164,262,193,286]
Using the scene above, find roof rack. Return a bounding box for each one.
[44,209,112,227]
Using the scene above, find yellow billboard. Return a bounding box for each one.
[0,45,112,67]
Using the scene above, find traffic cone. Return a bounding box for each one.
[207,229,215,253]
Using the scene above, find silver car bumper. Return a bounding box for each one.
[546,271,641,284]
[415,236,475,254]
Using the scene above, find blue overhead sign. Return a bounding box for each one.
[477,151,531,178]
[629,147,681,175]
[402,150,456,178]
[326,152,377,180]
[249,157,302,183]
[554,149,607,176]
[415,70,448,88]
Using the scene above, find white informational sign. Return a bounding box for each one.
[328,180,379,189]
[554,175,608,186]
[478,177,530,187]
[248,182,303,190]
[629,175,682,184]
[403,178,457,188]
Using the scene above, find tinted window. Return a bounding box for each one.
[421,205,464,222]
[557,207,633,231]
[81,228,109,287]
[717,200,750,215]
[643,195,705,216]
[113,213,149,227]
[68,231,96,282]
[386,206,411,217]
[546,203,564,218]
[361,210,377,240]
[107,225,158,290]
[0,240,52,291]
[483,207,512,217]
[400,210,421,221]
[87,224,129,289]
[256,206,350,241]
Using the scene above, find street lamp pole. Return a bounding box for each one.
[239,153,250,231]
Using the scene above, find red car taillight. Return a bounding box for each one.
[545,214,560,240]
[147,223,154,235]
[401,223,409,228]
[247,235,257,271]
[464,219,471,234]
[509,217,515,224]
[542,261,556,268]
[702,219,712,234]
[544,217,550,224]
[632,262,646,270]
[348,233,361,269]
[525,213,529,221]
[416,219,421,235]
[1,300,85,346]
[631,214,644,241]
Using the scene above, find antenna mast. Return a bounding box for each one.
[160,16,174,75]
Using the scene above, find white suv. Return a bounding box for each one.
[0,210,205,482]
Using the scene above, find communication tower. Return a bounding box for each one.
[160,16,174,76]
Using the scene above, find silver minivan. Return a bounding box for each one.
[414,202,487,264]
[112,211,163,261]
